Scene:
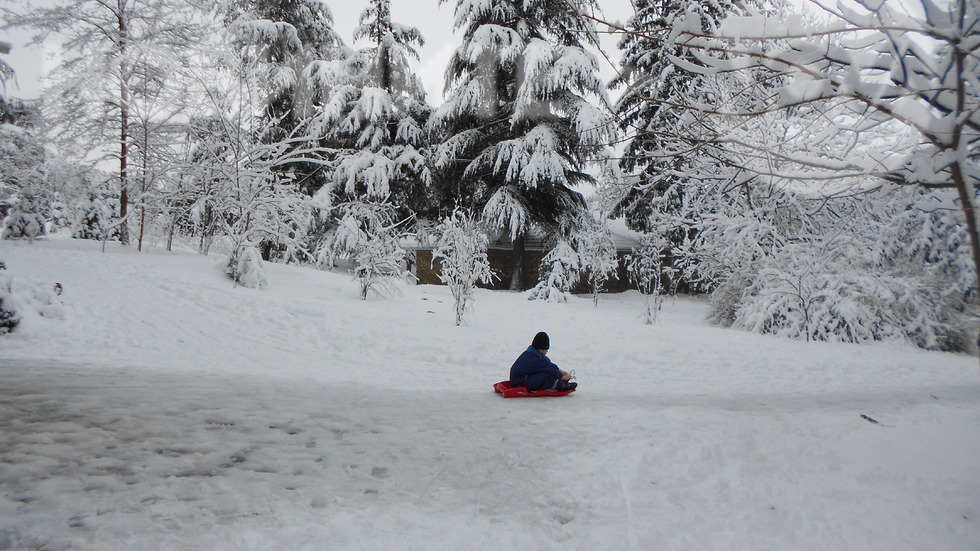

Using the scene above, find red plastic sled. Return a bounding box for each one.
[493,380,576,398]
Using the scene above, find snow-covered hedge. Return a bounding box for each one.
[700,188,975,352]
[728,253,970,350]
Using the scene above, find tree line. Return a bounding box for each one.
[1,0,976,350]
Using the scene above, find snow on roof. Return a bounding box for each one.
[606,217,644,250]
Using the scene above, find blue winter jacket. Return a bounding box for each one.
[509,346,563,391]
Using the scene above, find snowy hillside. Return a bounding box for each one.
[1,237,978,550]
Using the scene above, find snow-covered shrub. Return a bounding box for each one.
[328,201,411,300]
[673,177,975,351]
[1,191,46,241]
[0,260,66,335]
[0,117,47,223]
[227,243,267,289]
[707,272,755,328]
[574,216,619,307]
[730,245,970,349]
[528,240,582,303]
[72,187,119,241]
[702,187,975,350]
[48,192,72,231]
[433,208,497,326]
[732,247,872,342]
[626,234,672,325]
[0,261,19,334]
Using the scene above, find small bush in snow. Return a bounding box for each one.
[227,243,268,289]
[433,209,496,325]
[328,201,411,300]
[0,261,19,334]
[72,188,119,241]
[528,239,582,303]
[707,273,754,328]
[48,192,72,231]
[0,260,66,335]
[1,191,46,242]
[626,234,673,325]
[574,217,619,307]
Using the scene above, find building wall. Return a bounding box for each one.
[415,250,440,285]
[484,248,544,291]
[571,252,633,294]
[413,248,634,294]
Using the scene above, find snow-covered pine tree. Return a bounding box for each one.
[306,0,431,216]
[608,0,755,242]
[72,185,120,241]
[222,0,344,199]
[432,207,496,325]
[48,192,72,232]
[0,102,47,232]
[306,1,430,298]
[225,0,343,119]
[2,190,47,242]
[0,261,18,335]
[430,0,614,291]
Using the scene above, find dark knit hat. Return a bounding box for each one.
[532,331,550,350]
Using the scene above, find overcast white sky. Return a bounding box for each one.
[2,0,635,103]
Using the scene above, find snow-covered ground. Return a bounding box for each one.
[1,237,978,550]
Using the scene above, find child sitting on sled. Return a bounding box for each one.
[509,332,577,392]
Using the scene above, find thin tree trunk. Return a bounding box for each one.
[510,232,526,291]
[167,218,174,252]
[138,206,146,251]
[951,162,980,355]
[118,9,130,246]
[119,88,129,246]
[948,12,980,358]
[138,120,150,252]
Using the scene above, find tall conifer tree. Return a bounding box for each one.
[307,0,430,297]
[431,0,613,290]
[609,0,753,237]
